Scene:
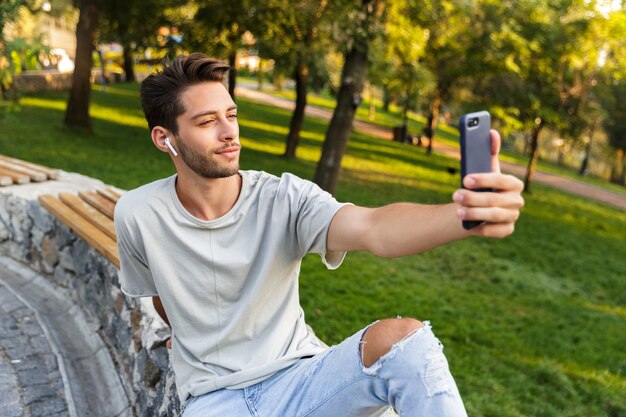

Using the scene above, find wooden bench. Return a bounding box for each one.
[39,188,122,268]
[0,154,59,185]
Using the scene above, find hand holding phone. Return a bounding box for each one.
[459,111,492,230]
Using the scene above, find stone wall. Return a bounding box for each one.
[0,172,181,417]
[14,71,73,93]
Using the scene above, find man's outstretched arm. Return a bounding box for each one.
[327,130,524,257]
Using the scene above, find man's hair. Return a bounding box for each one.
[140,53,230,134]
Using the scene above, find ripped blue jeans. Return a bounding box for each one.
[182,321,468,417]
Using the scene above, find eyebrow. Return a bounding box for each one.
[190,105,238,120]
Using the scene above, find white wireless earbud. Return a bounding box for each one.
[164,137,178,157]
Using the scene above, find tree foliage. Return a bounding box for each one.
[98,0,187,82]
[253,0,331,158]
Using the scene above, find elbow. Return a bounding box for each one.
[367,239,401,259]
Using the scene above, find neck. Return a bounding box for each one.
[174,171,242,221]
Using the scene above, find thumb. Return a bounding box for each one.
[490,129,502,173]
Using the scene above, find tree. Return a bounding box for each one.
[0,0,51,103]
[98,0,187,82]
[368,1,432,131]
[313,0,385,194]
[598,7,626,185]
[63,0,99,131]
[417,0,477,154]
[519,0,598,192]
[255,0,330,159]
[600,82,626,185]
[185,0,258,99]
[471,0,599,192]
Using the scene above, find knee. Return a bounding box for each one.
[360,317,423,368]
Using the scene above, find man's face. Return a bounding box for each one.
[172,82,240,179]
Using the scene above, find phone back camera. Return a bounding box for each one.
[468,118,479,127]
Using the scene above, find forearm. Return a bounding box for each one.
[366,202,470,258]
[152,296,170,327]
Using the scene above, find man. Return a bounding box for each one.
[115,53,524,417]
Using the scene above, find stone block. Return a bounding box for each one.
[23,383,58,405]
[28,202,55,234]
[0,335,30,349]
[144,357,162,389]
[12,356,46,372]
[54,222,76,249]
[0,218,8,241]
[28,397,68,417]
[17,367,51,385]
[71,242,90,276]
[58,246,75,272]
[41,235,59,270]
[29,334,53,355]
[8,197,32,244]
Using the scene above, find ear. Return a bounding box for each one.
[151,126,173,154]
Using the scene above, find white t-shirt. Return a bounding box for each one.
[114,170,350,402]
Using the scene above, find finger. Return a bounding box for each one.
[472,222,516,239]
[453,190,525,209]
[463,173,524,192]
[457,206,520,224]
[490,129,501,174]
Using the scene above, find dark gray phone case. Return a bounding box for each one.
[459,111,492,229]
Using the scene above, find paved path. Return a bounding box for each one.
[0,257,131,417]
[236,86,626,211]
[0,283,70,417]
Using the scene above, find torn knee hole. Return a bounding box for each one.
[360,318,425,369]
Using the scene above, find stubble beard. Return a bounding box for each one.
[175,136,240,179]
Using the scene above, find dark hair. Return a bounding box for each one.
[140,53,230,134]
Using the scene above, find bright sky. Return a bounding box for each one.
[596,0,622,17]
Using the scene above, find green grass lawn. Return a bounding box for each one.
[2,83,625,417]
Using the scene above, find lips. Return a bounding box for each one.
[216,145,241,157]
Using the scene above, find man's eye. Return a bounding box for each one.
[200,119,215,126]
[228,114,238,119]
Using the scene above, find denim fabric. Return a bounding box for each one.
[182,322,468,417]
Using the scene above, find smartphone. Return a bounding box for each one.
[459,111,492,230]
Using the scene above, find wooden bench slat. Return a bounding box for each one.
[0,166,30,184]
[59,193,117,240]
[39,195,119,268]
[79,191,116,219]
[0,175,12,186]
[0,155,58,179]
[107,188,122,201]
[0,160,47,182]
[97,188,121,204]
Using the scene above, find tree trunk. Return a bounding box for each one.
[313,0,382,194]
[313,43,369,194]
[368,83,376,121]
[402,91,410,126]
[622,154,626,186]
[579,126,595,175]
[284,62,308,159]
[257,59,264,90]
[424,96,441,155]
[228,52,237,100]
[64,0,98,132]
[382,84,391,111]
[122,40,135,83]
[524,121,544,193]
[610,149,625,186]
[557,146,565,167]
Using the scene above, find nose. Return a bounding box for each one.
[218,117,238,142]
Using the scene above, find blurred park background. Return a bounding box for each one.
[1,0,625,416]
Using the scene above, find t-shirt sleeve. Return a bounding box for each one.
[287,174,352,269]
[114,200,159,298]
